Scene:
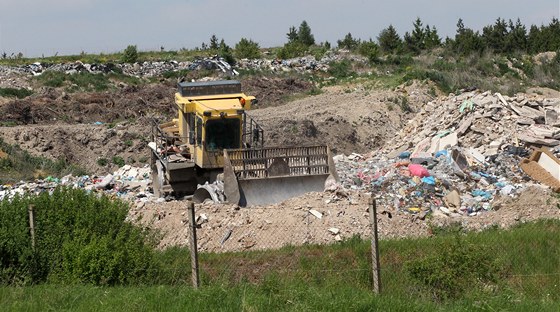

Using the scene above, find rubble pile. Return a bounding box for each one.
[0,165,155,205]
[0,56,238,79]
[236,53,367,73]
[334,90,560,218]
[0,53,367,83]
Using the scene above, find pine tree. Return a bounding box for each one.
[424,25,441,49]
[405,18,426,54]
[453,19,484,55]
[337,33,360,51]
[209,34,219,50]
[297,20,315,46]
[377,25,402,54]
[287,26,299,43]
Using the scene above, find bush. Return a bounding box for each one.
[0,87,33,99]
[406,234,502,300]
[122,45,138,63]
[0,188,155,285]
[97,158,108,166]
[327,59,354,79]
[358,41,380,63]
[277,42,308,59]
[112,156,125,167]
[234,38,261,59]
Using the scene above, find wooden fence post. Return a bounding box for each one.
[28,204,36,251]
[368,195,381,294]
[187,201,200,288]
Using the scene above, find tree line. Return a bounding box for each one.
[216,17,560,62]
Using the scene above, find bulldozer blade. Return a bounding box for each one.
[223,145,338,207]
[236,174,332,206]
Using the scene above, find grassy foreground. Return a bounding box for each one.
[1,219,559,311]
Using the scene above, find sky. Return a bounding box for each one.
[0,0,558,57]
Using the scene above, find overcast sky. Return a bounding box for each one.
[0,0,558,57]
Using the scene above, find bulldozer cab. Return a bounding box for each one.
[173,80,263,169]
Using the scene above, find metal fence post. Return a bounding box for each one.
[187,201,200,288]
[369,195,381,294]
[28,204,36,251]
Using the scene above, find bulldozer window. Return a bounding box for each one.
[205,118,241,150]
[196,116,203,145]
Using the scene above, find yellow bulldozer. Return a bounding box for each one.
[150,80,338,206]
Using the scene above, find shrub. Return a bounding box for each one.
[277,42,308,59]
[406,234,502,300]
[358,41,380,63]
[0,188,155,285]
[112,156,125,167]
[0,87,33,99]
[327,59,354,79]
[122,45,138,63]
[234,38,261,59]
[97,158,108,166]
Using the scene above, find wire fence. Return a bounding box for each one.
[4,193,559,302]
[183,197,560,300]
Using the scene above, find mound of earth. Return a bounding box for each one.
[129,185,559,251]
[249,82,435,154]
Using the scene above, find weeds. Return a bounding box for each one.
[0,138,86,183]
[0,87,33,99]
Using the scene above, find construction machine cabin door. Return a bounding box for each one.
[195,115,243,169]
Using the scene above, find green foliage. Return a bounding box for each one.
[35,71,65,88]
[337,33,361,51]
[0,188,155,285]
[378,25,402,54]
[234,38,261,59]
[111,156,125,167]
[218,39,235,65]
[404,17,426,54]
[327,59,354,79]
[401,68,451,93]
[277,41,308,59]
[122,45,138,63]
[34,71,111,92]
[406,234,502,300]
[96,158,108,166]
[450,19,485,55]
[0,87,33,99]
[280,20,316,58]
[358,40,380,63]
[297,20,315,47]
[209,34,219,50]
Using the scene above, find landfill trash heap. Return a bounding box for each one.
[0,52,367,80]
[0,165,156,206]
[334,89,560,218]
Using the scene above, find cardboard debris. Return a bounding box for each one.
[520,148,560,192]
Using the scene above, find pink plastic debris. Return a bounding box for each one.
[408,164,430,178]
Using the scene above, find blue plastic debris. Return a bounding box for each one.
[398,151,411,159]
[472,189,492,200]
[421,176,436,185]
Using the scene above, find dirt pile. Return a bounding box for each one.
[129,185,558,252]
[249,82,433,154]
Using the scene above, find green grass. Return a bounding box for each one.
[0,87,33,99]
[32,71,143,92]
